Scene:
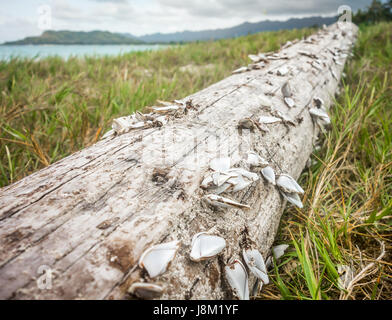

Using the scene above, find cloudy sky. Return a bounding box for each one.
[0,0,374,43]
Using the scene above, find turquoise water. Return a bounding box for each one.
[0,44,168,60]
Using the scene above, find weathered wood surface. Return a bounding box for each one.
[0,22,357,300]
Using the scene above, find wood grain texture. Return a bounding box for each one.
[0,22,358,300]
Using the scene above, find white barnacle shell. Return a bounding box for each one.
[248,54,261,62]
[277,66,289,76]
[309,108,331,125]
[276,174,304,194]
[246,152,268,169]
[242,249,269,285]
[101,129,115,140]
[128,282,163,299]
[190,232,226,262]
[210,157,231,172]
[281,40,293,49]
[203,194,250,210]
[228,168,259,182]
[232,66,248,74]
[284,97,295,108]
[281,81,292,97]
[230,177,252,192]
[212,171,236,187]
[261,166,276,185]
[225,259,249,300]
[211,182,232,195]
[281,191,304,208]
[151,105,180,113]
[200,175,214,189]
[154,115,168,126]
[272,110,295,125]
[258,116,282,124]
[138,240,180,278]
[272,244,289,260]
[112,116,132,134]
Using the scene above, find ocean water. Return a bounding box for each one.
[0,44,169,60]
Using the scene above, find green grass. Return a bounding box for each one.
[0,22,391,300]
[0,27,314,186]
[261,22,392,300]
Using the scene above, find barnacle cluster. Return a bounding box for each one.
[101,100,188,140]
[127,24,352,300]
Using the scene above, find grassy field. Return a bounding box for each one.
[0,23,391,299]
[262,22,392,300]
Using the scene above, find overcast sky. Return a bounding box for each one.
[0,0,375,43]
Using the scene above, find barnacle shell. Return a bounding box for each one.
[101,129,115,140]
[242,249,269,285]
[261,166,276,185]
[112,117,151,134]
[258,116,282,124]
[138,240,180,278]
[248,54,262,62]
[204,194,250,210]
[215,171,237,186]
[210,157,231,172]
[128,282,163,299]
[154,115,168,126]
[200,175,214,189]
[228,168,259,182]
[281,191,304,208]
[276,174,304,194]
[284,97,295,108]
[226,175,252,193]
[151,105,180,113]
[190,232,226,262]
[281,40,293,49]
[232,66,248,74]
[272,110,295,125]
[309,108,331,125]
[272,244,289,259]
[246,152,268,169]
[225,259,249,300]
[112,116,132,134]
[277,66,289,76]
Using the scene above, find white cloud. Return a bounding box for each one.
[0,0,373,42]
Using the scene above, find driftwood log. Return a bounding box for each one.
[0,22,357,300]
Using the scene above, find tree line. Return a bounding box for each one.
[354,0,392,24]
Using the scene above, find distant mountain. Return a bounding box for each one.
[3,30,144,45]
[138,16,338,43]
[2,15,338,45]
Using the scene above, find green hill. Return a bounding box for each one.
[3,30,144,45]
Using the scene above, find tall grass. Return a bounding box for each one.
[0,28,314,187]
[261,22,392,300]
[0,22,390,300]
